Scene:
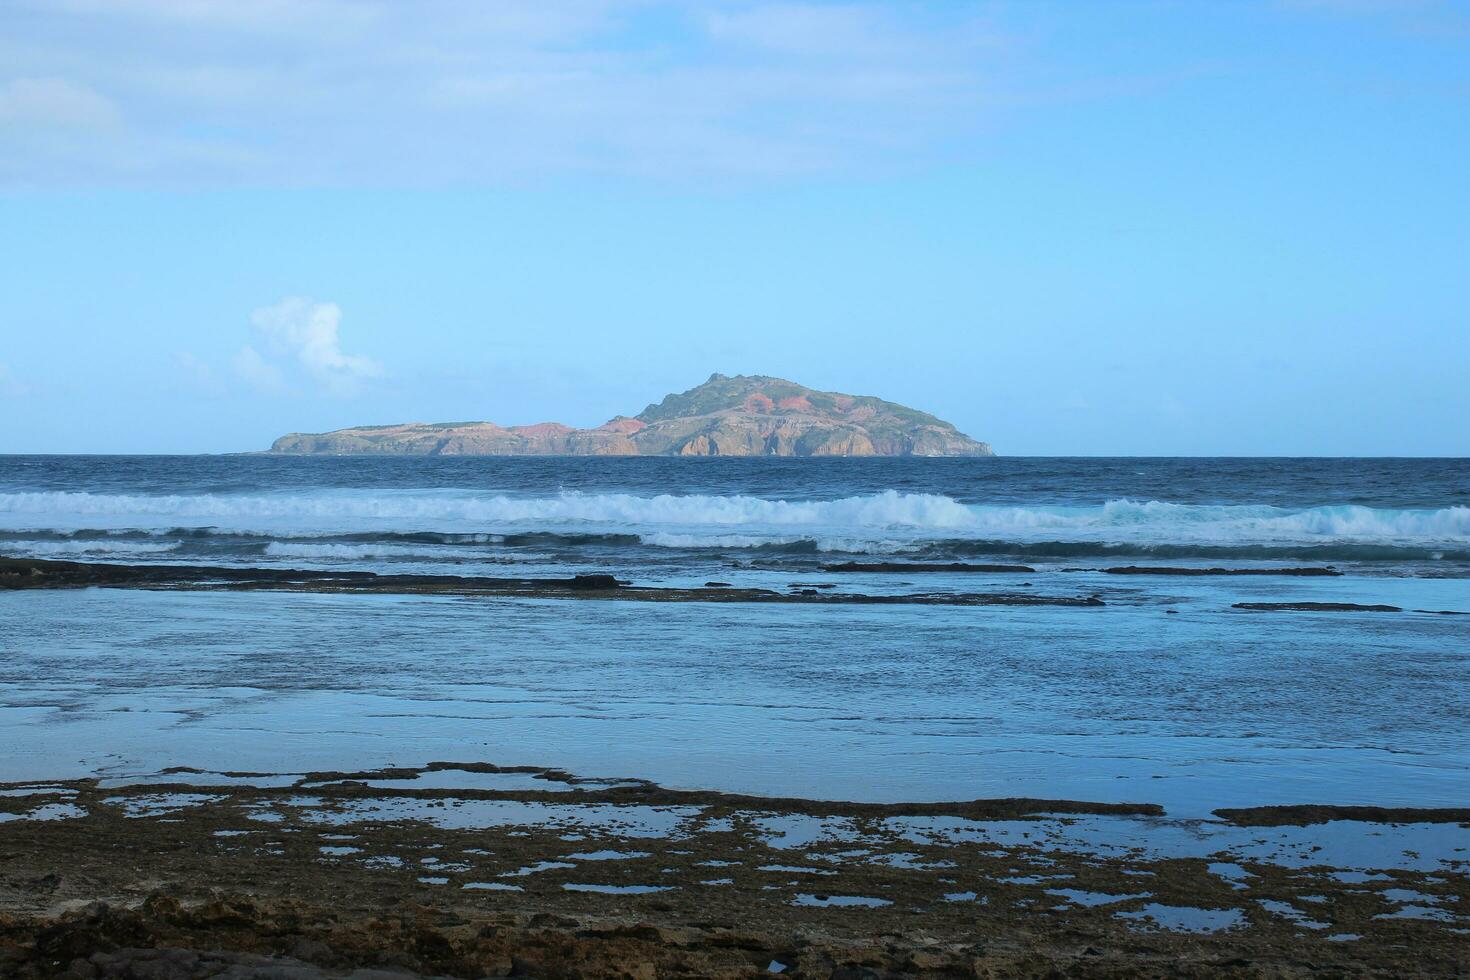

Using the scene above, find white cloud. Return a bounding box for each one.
[226,346,282,392]
[0,1,1010,185]
[0,77,129,185]
[0,76,121,129]
[240,298,380,395]
[174,350,220,391]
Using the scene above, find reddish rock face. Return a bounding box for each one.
[742,393,776,413]
[596,417,647,435]
[507,423,576,438]
[268,374,992,457]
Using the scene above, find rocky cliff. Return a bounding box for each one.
[268,374,992,457]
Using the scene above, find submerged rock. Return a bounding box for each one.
[1232,601,1402,612]
[823,562,1035,574]
[1105,566,1343,577]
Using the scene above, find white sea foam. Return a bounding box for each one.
[4,540,181,557]
[0,490,1466,549]
[263,542,434,560]
[0,489,973,529]
[638,532,916,554]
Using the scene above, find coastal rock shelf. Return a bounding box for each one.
[821,562,1346,576]
[0,557,1106,607]
[1233,601,1405,612]
[1,766,1466,978]
[9,557,1465,617]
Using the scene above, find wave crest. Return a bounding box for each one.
[2,539,182,557]
[0,490,1466,552]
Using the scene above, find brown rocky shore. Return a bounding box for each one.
[1,766,1466,978]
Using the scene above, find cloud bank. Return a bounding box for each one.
[208,298,381,397]
[0,0,1004,186]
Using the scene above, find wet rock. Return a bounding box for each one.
[1216,804,1470,826]
[1104,566,1342,577]
[822,563,1035,574]
[567,575,619,591]
[1232,602,1401,613]
[291,937,333,962]
[0,558,1108,608]
[829,967,888,980]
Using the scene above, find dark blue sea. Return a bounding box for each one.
[1,455,1466,816]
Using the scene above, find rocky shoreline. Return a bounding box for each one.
[1,766,1467,978]
[0,557,1108,607]
[10,557,1468,618]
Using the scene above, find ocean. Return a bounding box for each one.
[1,455,1466,816]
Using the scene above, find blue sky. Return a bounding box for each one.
[1,1,1466,455]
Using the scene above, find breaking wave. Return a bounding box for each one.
[263,542,439,561]
[1,539,182,557]
[0,489,978,529]
[0,490,1466,561]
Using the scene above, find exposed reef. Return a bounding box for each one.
[0,557,1104,607]
[2,766,1466,978]
[1233,601,1403,612]
[1215,804,1470,826]
[1101,566,1343,577]
[822,562,1036,574]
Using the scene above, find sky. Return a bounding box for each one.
[1,0,1467,456]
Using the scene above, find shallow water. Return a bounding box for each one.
[792,893,891,908]
[1115,903,1245,934]
[1,586,1464,814]
[0,456,1466,817]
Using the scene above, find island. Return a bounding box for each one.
[267,373,993,456]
